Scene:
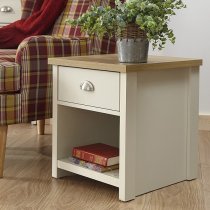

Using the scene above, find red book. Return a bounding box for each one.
[72,143,119,166]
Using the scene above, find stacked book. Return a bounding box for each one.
[69,143,119,173]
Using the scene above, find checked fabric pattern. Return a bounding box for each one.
[89,0,116,54]
[0,61,20,93]
[52,0,88,38]
[0,0,116,125]
[15,36,91,123]
[0,49,16,62]
[52,0,116,54]
[21,0,36,20]
[0,94,22,125]
[0,50,20,94]
[0,49,21,124]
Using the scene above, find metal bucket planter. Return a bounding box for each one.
[117,24,149,63]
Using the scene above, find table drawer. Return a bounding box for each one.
[0,0,21,24]
[58,67,120,111]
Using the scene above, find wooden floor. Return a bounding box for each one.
[0,124,209,210]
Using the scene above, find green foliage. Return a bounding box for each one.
[66,0,186,50]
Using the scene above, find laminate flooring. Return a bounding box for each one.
[0,124,209,210]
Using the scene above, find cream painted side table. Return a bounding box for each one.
[0,0,21,27]
[49,54,202,201]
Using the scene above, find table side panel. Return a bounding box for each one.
[135,67,190,195]
[187,67,199,179]
[52,66,59,178]
[119,72,137,201]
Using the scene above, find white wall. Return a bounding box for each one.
[159,0,210,114]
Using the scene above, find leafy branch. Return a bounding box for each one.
[66,0,186,50]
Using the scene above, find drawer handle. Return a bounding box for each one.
[80,81,95,92]
[0,6,13,13]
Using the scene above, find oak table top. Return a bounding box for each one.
[48,54,202,73]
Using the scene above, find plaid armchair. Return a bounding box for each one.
[0,0,116,177]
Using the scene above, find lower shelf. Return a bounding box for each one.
[58,158,119,187]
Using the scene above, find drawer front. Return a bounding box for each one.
[58,67,120,111]
[0,0,21,24]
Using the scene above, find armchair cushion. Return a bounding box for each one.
[52,0,116,54]
[52,0,90,38]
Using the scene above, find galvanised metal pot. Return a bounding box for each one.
[117,24,149,63]
[117,38,149,63]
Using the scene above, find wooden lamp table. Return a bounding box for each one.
[49,54,202,201]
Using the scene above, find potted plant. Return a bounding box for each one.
[67,0,186,63]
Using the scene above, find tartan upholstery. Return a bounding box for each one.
[52,0,89,37]
[0,94,22,125]
[15,35,91,123]
[91,0,115,7]
[0,50,20,94]
[21,0,36,20]
[91,35,116,54]
[0,0,116,125]
[0,49,16,62]
[90,0,116,54]
[52,0,116,54]
[52,0,115,37]
[0,61,20,94]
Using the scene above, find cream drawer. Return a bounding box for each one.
[58,67,120,111]
[0,0,21,24]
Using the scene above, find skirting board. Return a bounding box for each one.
[199,115,210,131]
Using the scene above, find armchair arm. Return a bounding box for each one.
[16,35,91,63]
[15,35,91,122]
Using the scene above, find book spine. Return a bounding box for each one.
[70,157,105,172]
[72,148,108,166]
[69,157,119,172]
